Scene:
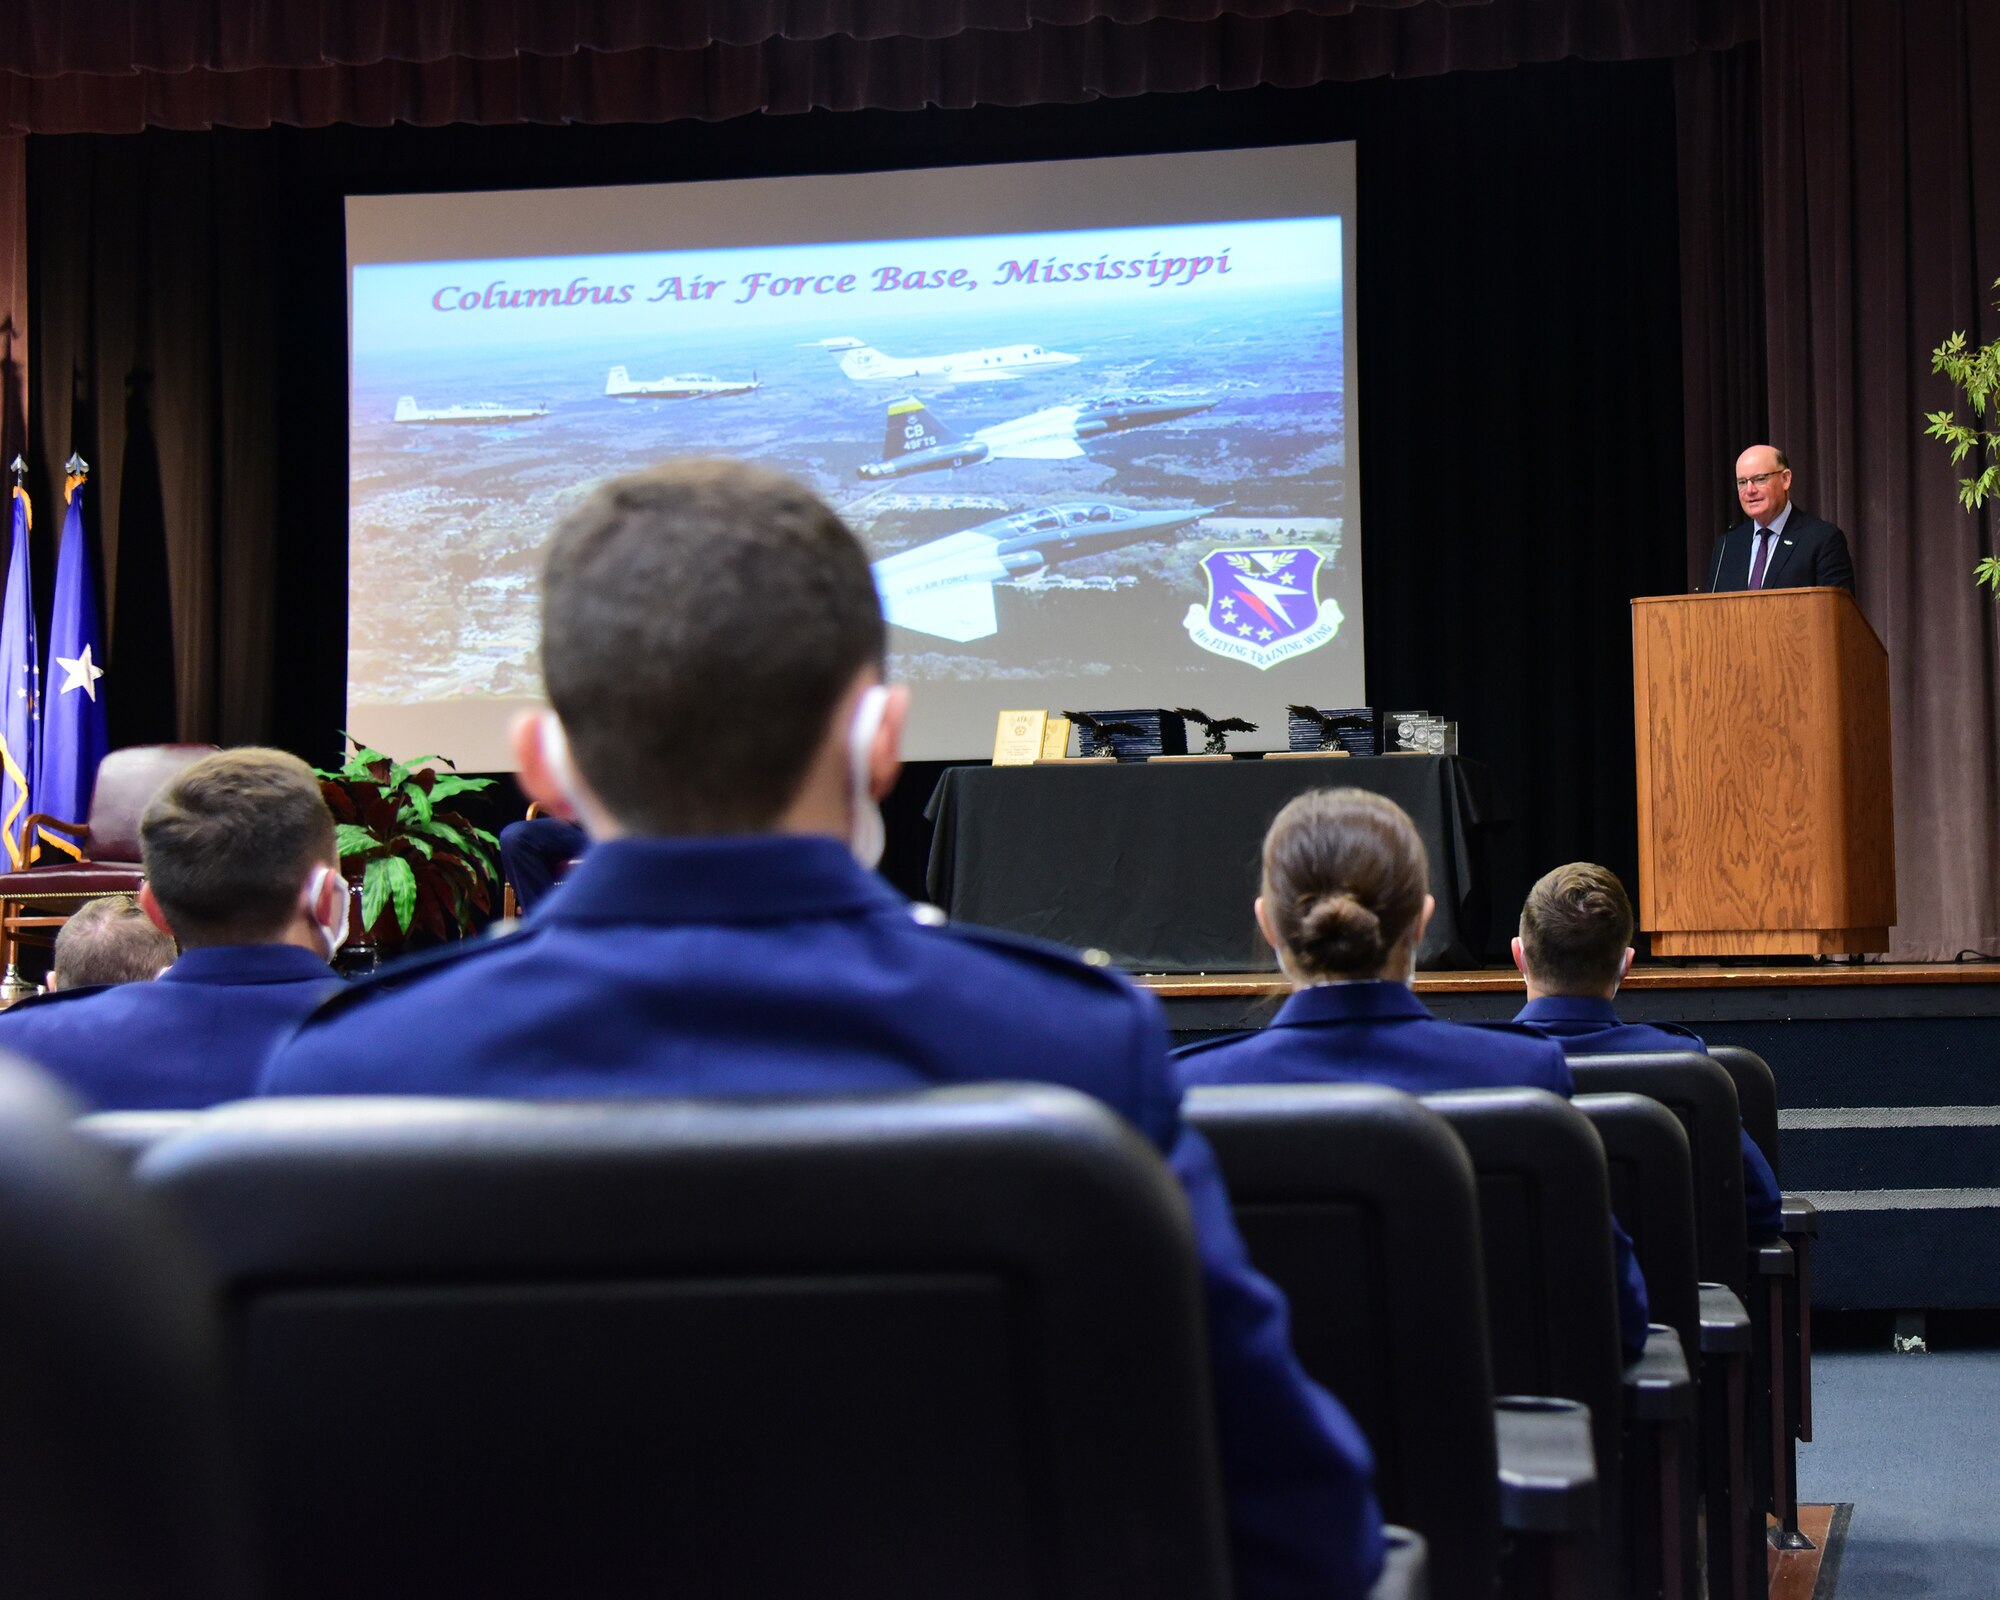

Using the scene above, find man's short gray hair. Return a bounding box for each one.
[52,895,175,989]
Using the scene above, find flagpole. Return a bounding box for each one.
[1,456,30,1002]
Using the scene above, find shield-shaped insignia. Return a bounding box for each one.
[1182,546,1343,671]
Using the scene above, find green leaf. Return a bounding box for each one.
[401,783,434,825]
[361,855,395,931]
[1975,555,2000,593]
[426,773,493,803]
[376,854,419,934]
[334,823,383,861]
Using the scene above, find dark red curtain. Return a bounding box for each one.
[1680,2,2000,959]
[0,0,1755,134]
[1757,0,2000,960]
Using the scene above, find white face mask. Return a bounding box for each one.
[304,864,350,957]
[847,685,891,869]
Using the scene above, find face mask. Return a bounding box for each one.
[847,685,891,869]
[304,864,350,956]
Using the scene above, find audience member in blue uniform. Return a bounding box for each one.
[44,893,175,992]
[1175,788,1651,1358]
[0,749,347,1109]
[262,459,1385,1600]
[497,813,589,913]
[1509,862,1784,1235]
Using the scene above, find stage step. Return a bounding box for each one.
[1777,1106,2000,1308]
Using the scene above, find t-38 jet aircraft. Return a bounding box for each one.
[871,501,1218,641]
[605,365,760,399]
[857,393,1216,480]
[815,336,1079,385]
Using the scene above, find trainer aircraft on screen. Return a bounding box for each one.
[857,393,1216,480]
[814,336,1080,386]
[392,397,550,425]
[872,501,1218,642]
[605,366,760,400]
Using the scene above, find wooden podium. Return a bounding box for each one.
[1631,587,1895,956]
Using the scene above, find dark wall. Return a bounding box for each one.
[29,57,1687,947]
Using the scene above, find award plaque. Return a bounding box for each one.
[992,709,1049,765]
[1040,716,1072,759]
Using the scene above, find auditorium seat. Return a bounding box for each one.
[78,1107,205,1168]
[1421,1087,1694,1600]
[1709,1040,1817,1545]
[1566,1052,1779,1600]
[1573,1091,1730,1600]
[0,743,217,983]
[130,1085,1377,1600]
[0,1054,254,1598]
[1185,1081,1597,1600]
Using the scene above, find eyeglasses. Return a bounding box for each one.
[1734,470,1785,489]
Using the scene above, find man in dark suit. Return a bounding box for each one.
[1707,444,1855,593]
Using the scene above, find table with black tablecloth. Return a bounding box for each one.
[925,756,1501,972]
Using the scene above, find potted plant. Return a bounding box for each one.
[314,740,502,964]
[1924,276,2000,595]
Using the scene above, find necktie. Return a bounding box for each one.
[1748,528,1774,590]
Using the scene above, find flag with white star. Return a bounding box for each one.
[0,484,38,868]
[35,473,107,857]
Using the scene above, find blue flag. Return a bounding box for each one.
[0,485,38,867]
[36,473,107,857]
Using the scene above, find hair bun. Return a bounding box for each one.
[1295,890,1388,972]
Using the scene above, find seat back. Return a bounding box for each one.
[1420,1087,1625,1574]
[1566,1052,1752,1292]
[1185,1082,1499,1600]
[0,1056,253,1598]
[78,1108,205,1169]
[1708,1045,1780,1179]
[1571,1092,1702,1370]
[81,744,219,860]
[136,1087,1232,1600]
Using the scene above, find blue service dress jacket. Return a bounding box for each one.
[261,834,1386,1600]
[1512,997,1784,1236]
[0,943,342,1111]
[1175,981,1652,1359]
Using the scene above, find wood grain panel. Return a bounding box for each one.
[1631,588,1894,954]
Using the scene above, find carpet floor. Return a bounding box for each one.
[1795,1349,2000,1597]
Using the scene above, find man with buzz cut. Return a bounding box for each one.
[45,893,175,991]
[1509,861,1782,1235]
[262,458,1386,1600]
[0,749,348,1109]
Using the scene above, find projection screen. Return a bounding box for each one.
[346,142,1360,766]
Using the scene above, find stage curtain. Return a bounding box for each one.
[0,136,24,466]
[1673,42,1767,586]
[0,0,1756,135]
[1757,0,2000,961]
[28,135,284,751]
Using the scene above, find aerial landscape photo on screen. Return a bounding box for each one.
[348,156,1357,765]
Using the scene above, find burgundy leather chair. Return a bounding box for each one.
[0,744,218,983]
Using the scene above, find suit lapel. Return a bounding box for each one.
[1759,527,1793,589]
